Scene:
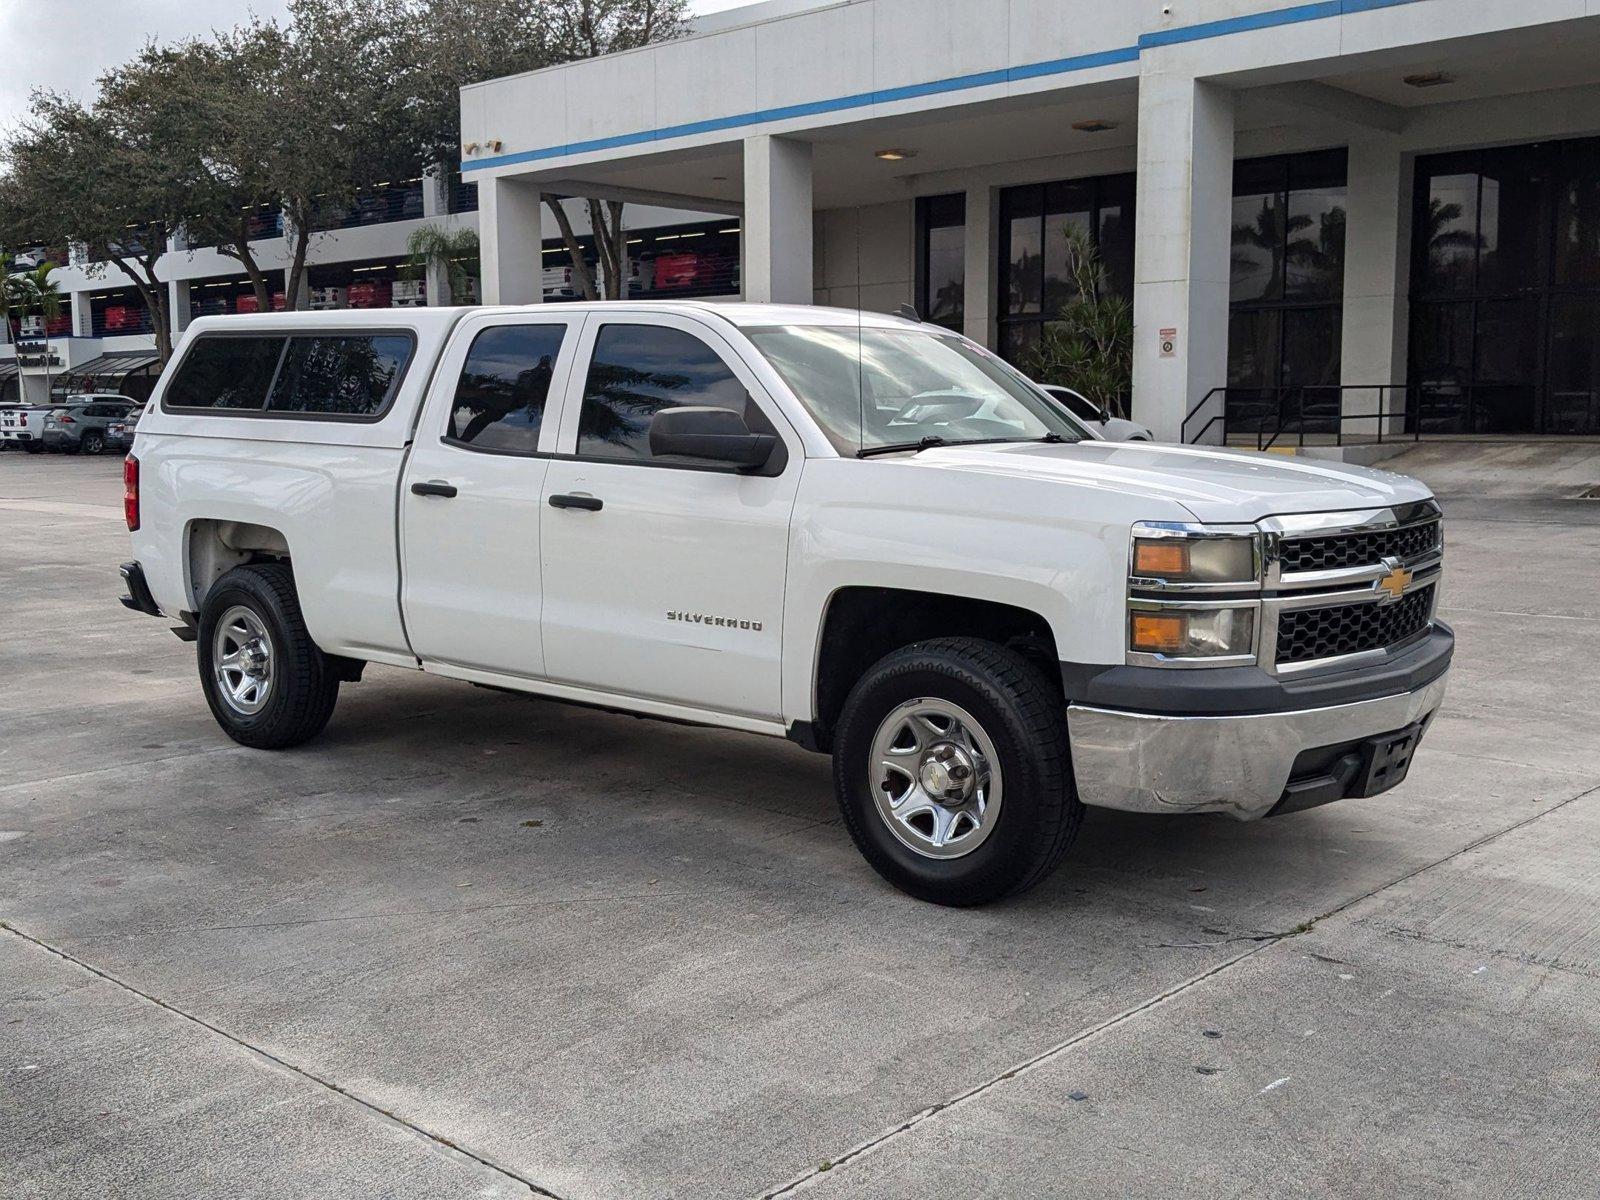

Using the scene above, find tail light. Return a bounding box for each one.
[124,454,140,531]
[58,414,76,424]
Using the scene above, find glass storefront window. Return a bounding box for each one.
[916,194,966,331]
[1554,140,1600,286]
[1411,136,1600,435]
[1226,150,1347,434]
[997,173,1136,361]
[1547,295,1600,433]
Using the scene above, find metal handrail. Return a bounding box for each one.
[1182,384,1445,447]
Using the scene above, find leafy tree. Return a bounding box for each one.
[0,91,186,361]
[120,39,284,310]
[403,0,688,301]
[147,2,422,311]
[1022,224,1133,418]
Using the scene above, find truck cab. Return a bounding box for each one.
[121,303,1451,905]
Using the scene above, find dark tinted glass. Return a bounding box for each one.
[1547,296,1600,433]
[1231,189,1284,302]
[1553,140,1600,285]
[577,325,747,461]
[1477,148,1547,294]
[1284,183,1346,300]
[1002,185,1043,316]
[267,335,412,416]
[918,194,966,332]
[166,336,284,409]
[447,324,566,453]
[1418,168,1479,294]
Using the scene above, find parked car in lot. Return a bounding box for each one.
[1039,384,1154,441]
[105,413,140,454]
[119,305,1451,905]
[41,395,140,454]
[0,403,55,452]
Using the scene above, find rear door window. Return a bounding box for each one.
[267,334,414,417]
[165,336,285,409]
[445,324,567,454]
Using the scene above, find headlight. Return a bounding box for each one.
[1131,530,1257,586]
[1129,605,1256,658]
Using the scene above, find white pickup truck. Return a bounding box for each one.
[120,304,1451,905]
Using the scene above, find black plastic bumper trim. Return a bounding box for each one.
[118,561,163,618]
[1061,622,1454,717]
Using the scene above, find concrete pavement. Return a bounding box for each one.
[2,444,1597,1198]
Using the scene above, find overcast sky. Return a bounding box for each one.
[0,0,748,136]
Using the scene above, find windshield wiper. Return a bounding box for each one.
[857,435,948,458]
[857,432,1077,458]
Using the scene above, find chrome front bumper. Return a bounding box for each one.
[1067,672,1449,821]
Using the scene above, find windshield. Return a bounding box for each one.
[746,325,1088,454]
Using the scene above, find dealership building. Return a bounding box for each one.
[458,0,1600,444]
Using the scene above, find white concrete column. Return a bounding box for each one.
[479,174,544,305]
[422,164,448,218]
[963,184,999,349]
[70,291,93,339]
[743,135,814,304]
[1132,72,1235,443]
[1340,137,1412,437]
[168,280,192,335]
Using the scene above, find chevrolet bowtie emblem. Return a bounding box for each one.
[1376,562,1412,602]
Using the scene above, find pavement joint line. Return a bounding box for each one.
[79,890,726,937]
[1444,606,1600,624]
[0,919,566,1200]
[0,745,241,796]
[761,778,1600,1197]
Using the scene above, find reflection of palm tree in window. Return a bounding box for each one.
[1422,197,1481,276]
[456,355,552,443]
[1232,201,1347,297]
[580,361,692,449]
[931,278,963,322]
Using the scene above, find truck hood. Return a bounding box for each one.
[911,440,1433,523]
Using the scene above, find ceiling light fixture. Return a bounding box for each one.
[874,148,916,161]
[1072,119,1118,133]
[1403,71,1453,88]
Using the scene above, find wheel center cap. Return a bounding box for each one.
[243,640,269,677]
[919,743,975,802]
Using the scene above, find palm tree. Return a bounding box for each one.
[404,225,480,305]
[19,263,64,329]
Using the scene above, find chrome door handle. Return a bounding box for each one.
[411,480,458,498]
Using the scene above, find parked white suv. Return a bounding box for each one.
[120,304,1451,904]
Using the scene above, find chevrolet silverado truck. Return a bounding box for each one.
[119,304,1451,905]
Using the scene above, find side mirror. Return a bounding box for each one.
[649,405,777,470]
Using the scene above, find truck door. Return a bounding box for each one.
[400,312,580,678]
[538,314,801,721]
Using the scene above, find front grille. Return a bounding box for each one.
[1276,584,1435,665]
[1279,520,1440,574]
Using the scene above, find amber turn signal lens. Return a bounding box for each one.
[1130,612,1187,653]
[1133,540,1189,577]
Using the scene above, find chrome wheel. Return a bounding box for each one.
[212,605,275,715]
[868,697,1003,859]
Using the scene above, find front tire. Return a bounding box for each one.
[197,563,339,749]
[832,637,1082,905]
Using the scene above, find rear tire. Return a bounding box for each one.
[832,637,1083,906]
[197,563,339,749]
[81,431,105,455]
